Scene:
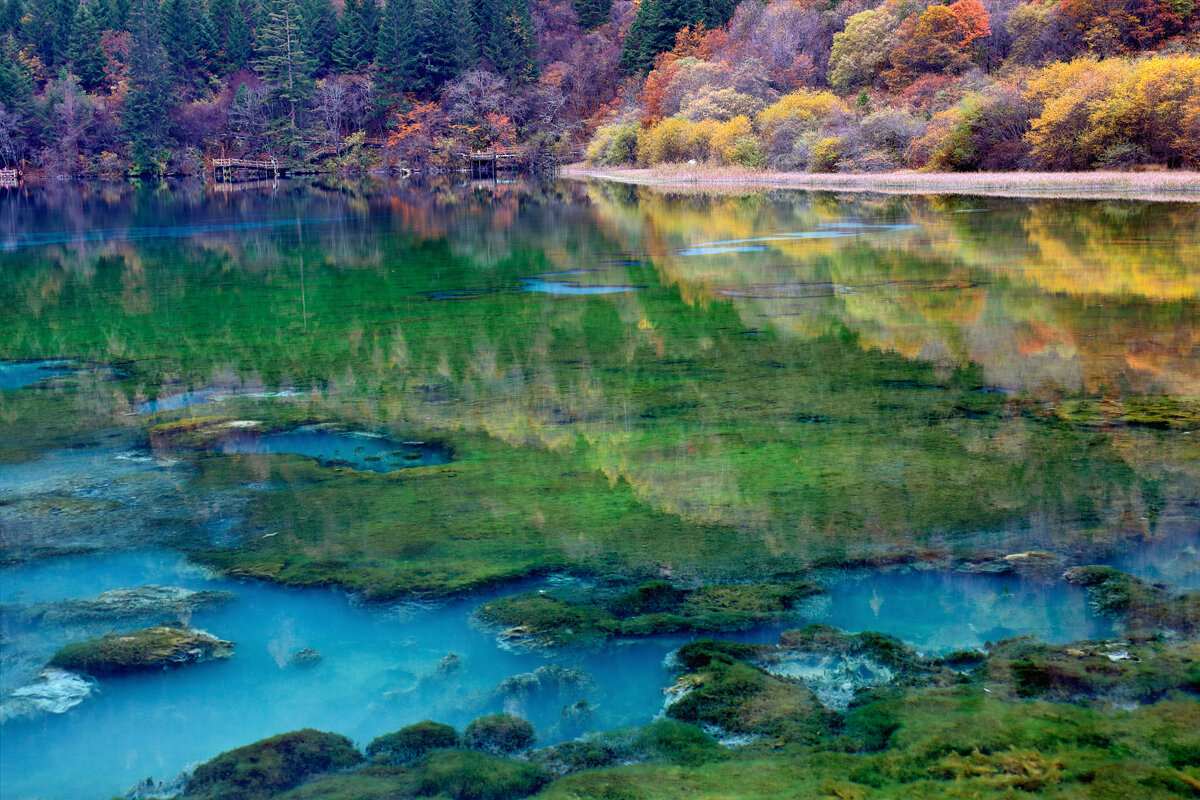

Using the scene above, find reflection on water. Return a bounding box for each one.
[0,361,74,390]
[0,178,1196,800]
[216,428,451,473]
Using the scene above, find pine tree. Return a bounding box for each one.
[53,0,77,66]
[479,0,535,82]
[223,0,255,70]
[256,0,314,127]
[408,0,459,93]
[332,0,364,70]
[375,0,415,97]
[357,0,378,62]
[619,0,701,73]
[572,0,609,29]
[298,0,336,71]
[1,0,24,35]
[0,33,33,108]
[162,0,209,78]
[67,0,107,90]
[124,0,173,167]
[22,0,62,65]
[110,0,129,26]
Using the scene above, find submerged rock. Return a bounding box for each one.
[0,669,94,722]
[759,650,896,710]
[1064,565,1199,636]
[48,625,235,674]
[959,551,1066,577]
[291,648,322,667]
[436,653,462,675]
[493,664,596,709]
[19,585,235,624]
[124,768,192,800]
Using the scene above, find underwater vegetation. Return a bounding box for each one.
[160,625,1200,800]
[2,182,1198,800]
[476,579,823,647]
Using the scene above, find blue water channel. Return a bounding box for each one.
[0,548,1116,800]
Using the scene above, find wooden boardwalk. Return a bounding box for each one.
[464,147,524,176]
[212,158,286,181]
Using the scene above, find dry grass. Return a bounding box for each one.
[562,164,1200,202]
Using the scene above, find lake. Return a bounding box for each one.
[0,177,1197,799]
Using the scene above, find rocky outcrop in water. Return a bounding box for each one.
[124,768,192,800]
[291,648,322,667]
[48,625,235,674]
[958,550,1067,577]
[1064,565,1199,636]
[17,585,235,624]
[492,664,596,712]
[0,668,94,722]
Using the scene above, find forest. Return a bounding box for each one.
[0,0,1197,175]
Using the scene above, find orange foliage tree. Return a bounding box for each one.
[886,0,990,87]
[1058,0,1184,54]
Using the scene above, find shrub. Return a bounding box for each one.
[728,136,766,167]
[464,714,536,754]
[709,115,755,163]
[680,87,766,122]
[637,116,691,164]
[585,122,640,166]
[809,137,844,172]
[367,720,460,765]
[185,729,363,800]
[758,90,847,141]
[415,750,546,800]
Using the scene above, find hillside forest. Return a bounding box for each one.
[0,0,1197,176]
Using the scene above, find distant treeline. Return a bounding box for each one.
[0,0,1197,176]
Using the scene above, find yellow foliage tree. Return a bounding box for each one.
[757,90,847,141]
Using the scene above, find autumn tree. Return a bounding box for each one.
[829,7,901,92]
[887,0,991,87]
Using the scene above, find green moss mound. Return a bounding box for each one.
[478,580,822,647]
[367,720,461,765]
[464,714,537,755]
[49,625,234,674]
[184,729,364,800]
[415,750,547,800]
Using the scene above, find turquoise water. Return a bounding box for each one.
[0,361,74,390]
[0,549,1114,800]
[0,179,1196,800]
[215,428,452,473]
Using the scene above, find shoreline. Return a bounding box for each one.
[562,164,1200,202]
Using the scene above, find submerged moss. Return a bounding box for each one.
[477,580,823,647]
[1064,566,1200,636]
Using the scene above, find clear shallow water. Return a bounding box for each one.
[0,179,1197,800]
[0,361,74,390]
[0,552,673,800]
[0,551,1114,800]
[215,428,451,473]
